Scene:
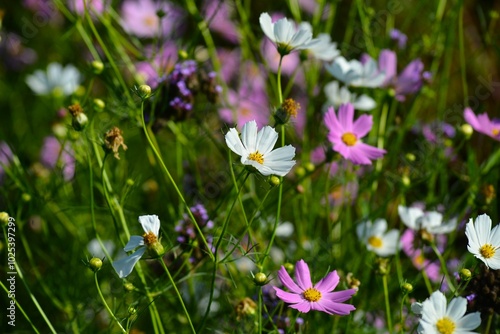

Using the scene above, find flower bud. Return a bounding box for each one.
[93,98,105,111]
[253,272,268,286]
[274,98,300,125]
[268,175,281,187]
[0,212,10,226]
[148,241,165,258]
[91,60,104,75]
[460,124,473,138]
[401,282,413,294]
[123,282,135,292]
[295,166,306,178]
[402,175,411,187]
[459,268,472,281]
[284,262,294,273]
[89,257,103,272]
[128,306,137,316]
[22,193,31,202]
[304,162,315,173]
[405,153,416,162]
[138,84,152,98]
[178,49,189,60]
[376,258,390,275]
[72,112,88,131]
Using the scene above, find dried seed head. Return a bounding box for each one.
[103,127,128,159]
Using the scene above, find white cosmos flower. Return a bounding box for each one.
[325,56,386,88]
[324,81,376,111]
[356,219,400,257]
[465,214,500,270]
[298,22,340,61]
[225,120,296,177]
[417,290,481,334]
[26,62,81,96]
[112,215,161,278]
[398,205,457,234]
[259,12,316,55]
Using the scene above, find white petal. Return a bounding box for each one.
[256,126,278,155]
[124,235,144,252]
[398,205,424,230]
[446,297,466,320]
[138,214,160,236]
[225,128,246,157]
[352,94,376,111]
[112,247,146,278]
[259,13,276,43]
[264,145,295,163]
[241,120,258,152]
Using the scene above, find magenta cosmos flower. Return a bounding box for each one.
[324,103,386,165]
[464,107,500,141]
[274,259,356,315]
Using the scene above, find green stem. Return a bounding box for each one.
[258,287,263,334]
[399,294,407,334]
[382,275,393,333]
[158,259,196,334]
[484,313,493,334]
[430,242,456,293]
[421,268,433,295]
[140,101,215,262]
[94,274,127,333]
[277,55,284,104]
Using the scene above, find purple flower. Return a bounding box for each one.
[120,0,181,38]
[378,49,425,101]
[40,136,75,181]
[0,142,14,180]
[203,0,239,43]
[0,32,38,71]
[389,29,407,49]
[324,104,386,165]
[135,43,178,88]
[274,259,356,315]
[464,107,500,141]
[67,0,106,16]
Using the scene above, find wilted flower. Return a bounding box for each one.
[324,103,386,165]
[465,214,500,270]
[112,215,164,278]
[416,290,481,334]
[356,219,400,257]
[325,56,386,88]
[225,120,296,177]
[103,127,127,160]
[274,259,356,315]
[463,107,500,141]
[26,62,81,96]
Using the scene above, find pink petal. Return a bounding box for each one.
[337,103,355,132]
[315,299,356,315]
[323,289,357,303]
[273,287,304,304]
[324,106,341,132]
[352,114,373,138]
[277,266,303,293]
[288,301,312,313]
[314,270,339,293]
[463,108,481,131]
[294,259,313,289]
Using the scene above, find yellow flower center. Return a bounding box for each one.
[414,253,425,267]
[248,151,264,164]
[436,317,455,334]
[341,132,357,146]
[143,15,157,28]
[281,98,300,118]
[479,243,496,259]
[368,236,383,248]
[143,231,158,246]
[303,288,322,302]
[492,128,500,137]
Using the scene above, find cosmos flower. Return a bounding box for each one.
[274,259,356,315]
[463,107,500,141]
[356,219,400,257]
[25,62,81,96]
[225,120,296,177]
[389,29,407,49]
[325,56,386,88]
[112,215,164,278]
[324,103,386,165]
[416,290,481,334]
[465,214,500,270]
[259,12,318,56]
[324,81,376,111]
[67,0,106,16]
[398,205,457,235]
[40,136,75,181]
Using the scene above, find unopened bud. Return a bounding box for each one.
[93,98,105,111]
[459,268,472,281]
[0,212,9,226]
[295,166,306,178]
[284,262,294,273]
[128,306,137,316]
[22,193,31,202]
[268,175,281,187]
[123,282,135,292]
[72,113,88,131]
[461,124,473,138]
[405,153,416,162]
[178,50,188,60]
[304,162,315,173]
[138,84,151,99]
[91,60,104,74]
[401,282,413,294]
[402,175,411,187]
[89,257,103,272]
[253,272,268,286]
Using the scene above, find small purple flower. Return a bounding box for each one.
[67,0,106,16]
[389,29,407,49]
[324,103,386,165]
[274,259,356,315]
[0,142,14,180]
[135,43,178,88]
[0,32,38,71]
[203,0,239,43]
[464,107,500,141]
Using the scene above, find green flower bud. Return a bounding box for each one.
[89,257,103,272]
[460,124,473,139]
[459,268,472,281]
[295,166,306,178]
[253,272,268,286]
[402,175,411,187]
[284,262,294,273]
[91,60,104,75]
[93,98,105,111]
[0,212,10,226]
[304,162,315,173]
[401,282,413,294]
[72,113,88,131]
[128,306,137,316]
[22,193,31,202]
[268,175,281,187]
[123,282,135,292]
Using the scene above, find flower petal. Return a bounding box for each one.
[124,235,144,252]
[256,125,278,155]
[313,270,339,293]
[139,214,160,236]
[277,266,303,293]
[273,287,304,304]
[112,247,146,278]
[315,299,355,315]
[294,259,313,289]
[323,289,356,303]
[225,128,246,157]
[241,120,258,152]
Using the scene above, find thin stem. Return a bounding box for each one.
[382,275,393,333]
[421,268,433,295]
[140,101,215,262]
[94,274,127,333]
[430,242,456,293]
[158,259,196,334]
[258,287,263,334]
[277,55,284,104]
[484,313,493,334]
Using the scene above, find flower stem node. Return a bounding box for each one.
[401,282,413,294]
[89,257,103,272]
[0,212,10,226]
[268,175,281,187]
[253,272,268,286]
[91,60,104,75]
[459,268,472,281]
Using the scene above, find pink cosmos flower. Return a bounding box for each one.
[274,259,356,315]
[464,107,500,141]
[67,0,106,16]
[324,103,386,165]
